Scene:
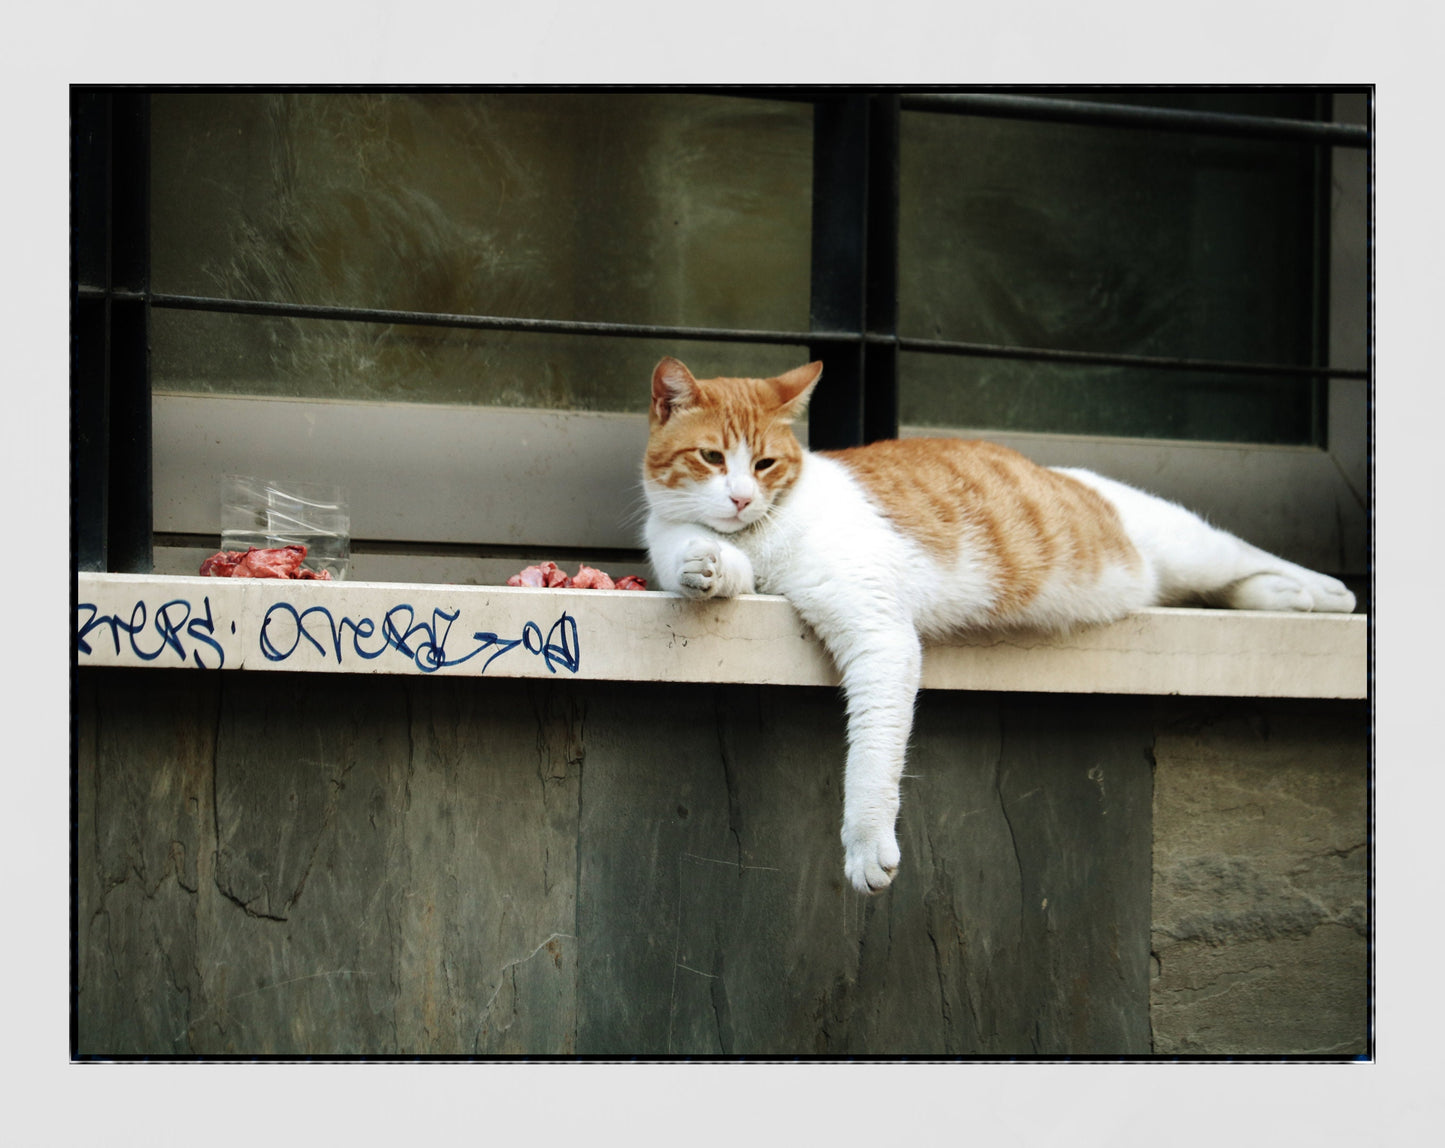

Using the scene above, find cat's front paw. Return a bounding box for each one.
[677,538,723,598]
[842,825,901,894]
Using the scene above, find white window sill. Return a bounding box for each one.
[75,571,1367,700]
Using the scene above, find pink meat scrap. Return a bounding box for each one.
[200,545,332,580]
[506,560,572,588]
[506,562,647,591]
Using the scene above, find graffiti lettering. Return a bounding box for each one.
[259,601,580,673]
[76,596,226,669]
[79,594,581,677]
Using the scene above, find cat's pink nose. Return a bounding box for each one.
[731,495,752,513]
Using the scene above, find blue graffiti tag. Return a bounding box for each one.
[259,602,581,675]
[78,595,582,677]
[76,596,226,669]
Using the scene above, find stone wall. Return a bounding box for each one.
[74,666,1366,1057]
[1150,702,1369,1055]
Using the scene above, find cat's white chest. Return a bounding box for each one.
[738,456,921,603]
[739,454,1009,635]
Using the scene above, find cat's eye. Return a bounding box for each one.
[754,458,776,472]
[699,449,725,465]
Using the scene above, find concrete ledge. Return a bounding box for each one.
[75,572,1367,699]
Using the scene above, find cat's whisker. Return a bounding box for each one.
[619,484,654,533]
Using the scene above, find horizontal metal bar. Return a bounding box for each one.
[103,288,1366,381]
[889,334,1369,381]
[137,290,827,348]
[899,92,1369,148]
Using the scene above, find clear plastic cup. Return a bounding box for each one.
[220,476,351,580]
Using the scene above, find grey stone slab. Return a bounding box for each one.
[1150,700,1369,1055]
[75,670,216,1056]
[77,669,1356,1058]
[847,693,1155,1055]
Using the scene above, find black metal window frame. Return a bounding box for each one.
[71,86,1371,575]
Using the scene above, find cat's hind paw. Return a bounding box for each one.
[1303,574,1357,613]
[1225,571,1356,613]
[843,828,901,894]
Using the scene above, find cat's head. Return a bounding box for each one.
[643,357,822,533]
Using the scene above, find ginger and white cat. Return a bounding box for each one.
[641,357,1355,894]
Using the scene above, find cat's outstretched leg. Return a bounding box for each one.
[1056,468,1356,613]
[831,625,923,894]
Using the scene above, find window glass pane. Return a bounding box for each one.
[151,308,808,412]
[897,92,1323,443]
[150,92,812,406]
[899,352,1316,445]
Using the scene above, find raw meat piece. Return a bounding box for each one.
[504,563,648,591]
[507,561,572,588]
[235,545,307,578]
[199,545,332,580]
[198,551,242,577]
[571,565,615,590]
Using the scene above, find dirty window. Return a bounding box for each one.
[897,91,1338,444]
[149,92,813,412]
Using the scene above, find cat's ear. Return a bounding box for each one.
[651,357,700,425]
[770,361,823,422]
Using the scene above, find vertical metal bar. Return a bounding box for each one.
[808,94,901,448]
[1310,90,1333,450]
[1365,90,1375,607]
[71,90,111,572]
[862,95,900,444]
[808,95,868,449]
[72,91,153,573]
[108,92,153,573]
[108,291,153,574]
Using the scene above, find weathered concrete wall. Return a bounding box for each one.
[1150,701,1369,1055]
[74,668,1365,1057]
